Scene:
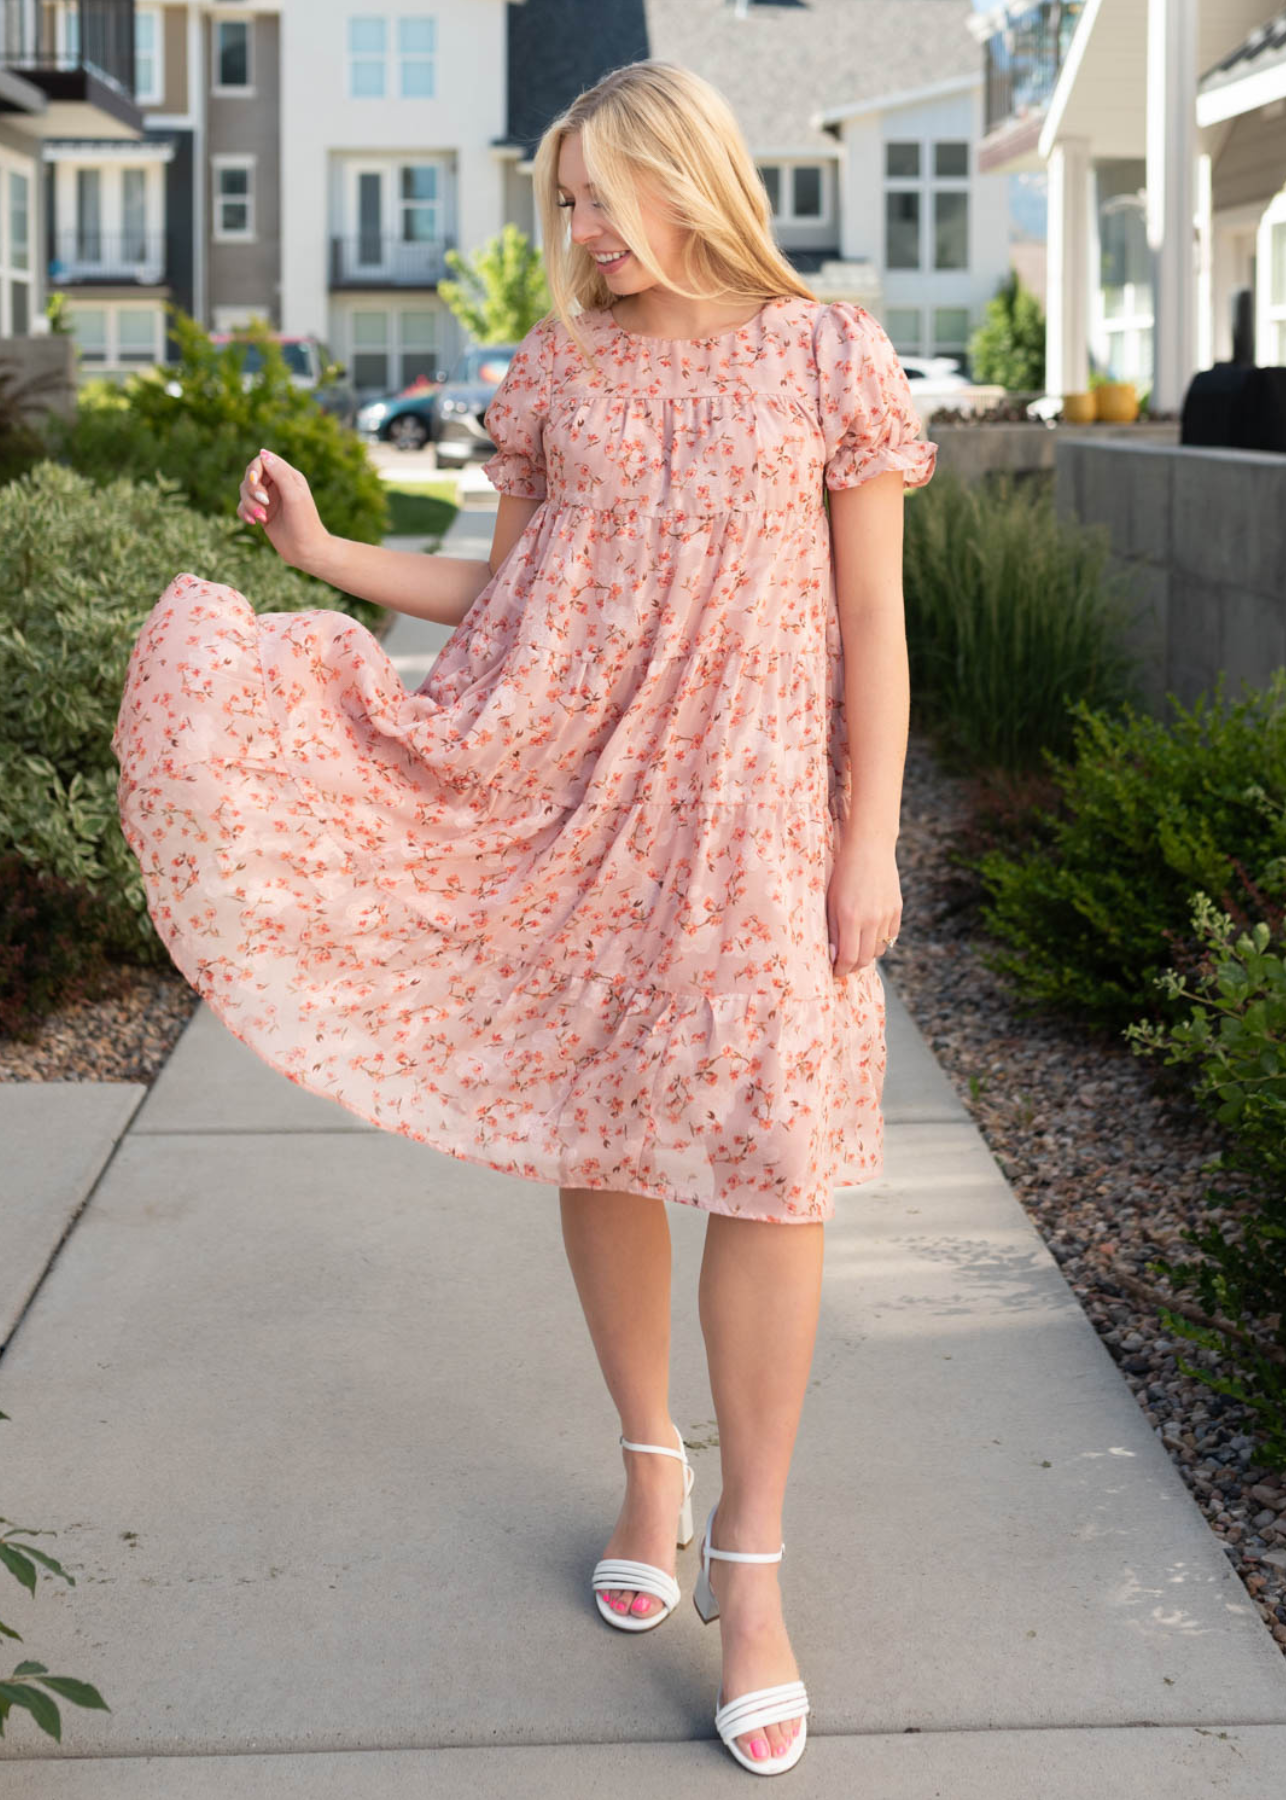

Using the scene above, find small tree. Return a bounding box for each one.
[437,223,550,344]
[969,268,1046,391]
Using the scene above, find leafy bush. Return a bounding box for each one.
[901,465,1142,772]
[0,852,126,1040]
[0,461,381,964]
[45,305,389,552]
[1,1410,110,1742]
[974,675,1286,1030]
[967,268,1046,391]
[1125,894,1286,1471]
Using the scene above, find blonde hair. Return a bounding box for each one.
[529,59,816,372]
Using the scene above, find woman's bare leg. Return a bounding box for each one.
[559,1185,687,1619]
[698,1213,824,1765]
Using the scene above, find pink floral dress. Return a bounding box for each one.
[112,295,935,1223]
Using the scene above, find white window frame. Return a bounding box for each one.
[884,140,923,272]
[883,137,971,274]
[344,304,444,395]
[0,150,34,336]
[339,157,449,282]
[348,15,388,99]
[51,158,165,282]
[932,140,970,273]
[1258,189,1286,368]
[135,5,164,106]
[885,306,923,355]
[212,153,256,242]
[756,160,831,228]
[397,16,435,98]
[64,302,165,372]
[1096,190,1154,386]
[212,13,254,98]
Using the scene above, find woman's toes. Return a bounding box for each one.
[630,1591,659,1616]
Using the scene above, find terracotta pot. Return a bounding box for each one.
[1061,392,1097,423]
[1095,381,1139,422]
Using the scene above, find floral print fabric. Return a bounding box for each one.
[112,295,936,1222]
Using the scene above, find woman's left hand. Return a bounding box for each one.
[826,835,902,979]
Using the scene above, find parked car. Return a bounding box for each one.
[201,332,359,427]
[358,344,517,460]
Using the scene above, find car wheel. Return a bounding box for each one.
[389,415,429,450]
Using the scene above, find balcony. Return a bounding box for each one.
[975,0,1084,174]
[0,0,142,136]
[329,233,455,290]
[48,225,167,286]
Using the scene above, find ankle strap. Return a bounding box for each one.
[705,1542,784,1563]
[619,1423,688,1464]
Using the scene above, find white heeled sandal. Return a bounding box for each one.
[692,1501,810,1775]
[591,1420,695,1631]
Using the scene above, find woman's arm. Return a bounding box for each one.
[300,492,544,629]
[824,467,909,975]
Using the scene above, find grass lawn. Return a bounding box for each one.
[383,479,460,541]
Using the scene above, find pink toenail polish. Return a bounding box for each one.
[750,1739,767,1758]
[631,1595,650,1613]
[774,1739,789,1755]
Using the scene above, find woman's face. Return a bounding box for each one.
[556,130,686,299]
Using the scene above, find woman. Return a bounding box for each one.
[113,59,935,1778]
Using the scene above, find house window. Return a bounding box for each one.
[399,17,435,98]
[65,304,162,369]
[351,309,390,389]
[1,158,32,336]
[349,17,387,97]
[65,305,109,361]
[9,168,30,273]
[1271,220,1286,363]
[213,156,255,238]
[933,141,969,271]
[884,139,970,272]
[756,162,829,225]
[885,307,922,355]
[123,168,147,261]
[135,6,163,104]
[1100,189,1153,383]
[401,165,439,241]
[934,192,968,270]
[214,18,251,91]
[933,306,971,357]
[76,168,102,261]
[399,308,438,383]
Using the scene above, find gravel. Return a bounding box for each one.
[4,726,1283,1657]
[886,733,1286,1657]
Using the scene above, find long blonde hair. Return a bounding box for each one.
[530,60,816,371]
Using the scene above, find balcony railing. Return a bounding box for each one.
[983,0,1084,136]
[1,0,136,100]
[329,233,455,289]
[49,227,167,285]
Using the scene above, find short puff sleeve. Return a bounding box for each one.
[816,301,937,493]
[482,317,552,500]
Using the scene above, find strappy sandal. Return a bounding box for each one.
[591,1420,695,1631]
[692,1500,810,1774]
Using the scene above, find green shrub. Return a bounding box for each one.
[974,675,1286,1030]
[45,305,389,551]
[967,268,1046,391]
[901,466,1142,772]
[0,852,126,1040]
[0,461,381,964]
[1125,893,1286,1471]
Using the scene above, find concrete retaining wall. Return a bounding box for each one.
[0,333,78,425]
[1054,438,1286,709]
[931,419,1178,486]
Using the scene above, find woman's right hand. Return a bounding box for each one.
[237,447,331,574]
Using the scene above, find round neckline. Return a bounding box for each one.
[603,295,782,346]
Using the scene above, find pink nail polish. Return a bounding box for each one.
[750,1739,767,1759]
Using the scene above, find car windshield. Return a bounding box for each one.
[451,349,513,385]
[224,341,314,378]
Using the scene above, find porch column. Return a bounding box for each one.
[1046,136,1092,396]
[1147,0,1199,410]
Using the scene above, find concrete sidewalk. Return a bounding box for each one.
[2,507,1285,1795]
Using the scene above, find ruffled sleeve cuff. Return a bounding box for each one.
[482,317,552,500]
[816,301,938,494]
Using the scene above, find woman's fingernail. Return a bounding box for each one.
[255,507,266,522]
[828,942,837,959]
